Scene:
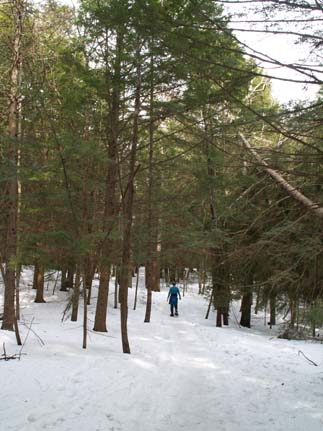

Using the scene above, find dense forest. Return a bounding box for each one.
[1,0,323,354]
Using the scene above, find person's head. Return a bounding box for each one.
[172,281,176,286]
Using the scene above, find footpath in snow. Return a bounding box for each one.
[1,269,323,431]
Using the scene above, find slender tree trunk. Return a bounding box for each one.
[14,315,22,345]
[144,285,152,322]
[240,132,323,219]
[269,291,276,327]
[145,45,160,323]
[133,267,139,310]
[119,45,141,354]
[93,33,123,331]
[82,275,87,349]
[1,0,23,331]
[114,266,119,309]
[205,289,213,319]
[15,265,21,320]
[71,267,81,322]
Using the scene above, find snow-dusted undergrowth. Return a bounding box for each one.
[1,268,322,431]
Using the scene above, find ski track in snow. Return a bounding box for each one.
[1,269,323,431]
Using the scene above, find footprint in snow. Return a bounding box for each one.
[27,414,37,423]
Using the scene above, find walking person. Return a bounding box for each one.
[167,281,181,316]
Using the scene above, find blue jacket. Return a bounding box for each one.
[167,286,181,304]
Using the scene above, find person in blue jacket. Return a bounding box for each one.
[167,282,181,316]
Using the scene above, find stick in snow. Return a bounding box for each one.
[298,350,318,367]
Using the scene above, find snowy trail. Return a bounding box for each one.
[1,274,323,431]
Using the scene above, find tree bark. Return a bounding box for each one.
[93,266,110,332]
[93,32,122,332]
[35,265,46,303]
[133,267,139,310]
[269,291,276,327]
[114,266,119,309]
[119,44,141,354]
[60,267,68,291]
[240,292,253,328]
[82,274,87,349]
[71,267,81,322]
[1,0,23,331]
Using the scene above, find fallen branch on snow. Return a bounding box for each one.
[0,343,20,361]
[298,350,318,367]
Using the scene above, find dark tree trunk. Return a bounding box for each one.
[82,276,88,349]
[240,292,253,328]
[205,289,214,319]
[71,267,81,322]
[144,286,152,322]
[269,291,276,327]
[114,267,119,309]
[223,308,229,326]
[1,0,23,332]
[93,266,110,332]
[120,44,141,354]
[254,285,261,314]
[94,33,122,328]
[133,267,139,310]
[60,267,68,291]
[15,266,21,320]
[32,262,39,289]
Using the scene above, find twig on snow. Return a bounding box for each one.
[298,350,318,367]
[0,343,21,361]
[18,317,35,358]
[20,319,45,347]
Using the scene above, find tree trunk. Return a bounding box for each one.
[15,265,21,320]
[1,0,23,331]
[93,33,122,329]
[114,266,119,309]
[93,265,110,332]
[240,132,323,219]
[133,267,139,310]
[205,289,214,319]
[82,274,87,349]
[35,265,46,303]
[119,44,141,354]
[32,262,39,289]
[71,267,81,322]
[240,292,252,328]
[144,285,152,322]
[144,46,160,323]
[60,267,68,291]
[269,291,276,327]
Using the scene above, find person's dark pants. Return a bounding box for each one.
[170,302,178,315]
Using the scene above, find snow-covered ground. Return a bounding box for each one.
[1,268,323,431]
